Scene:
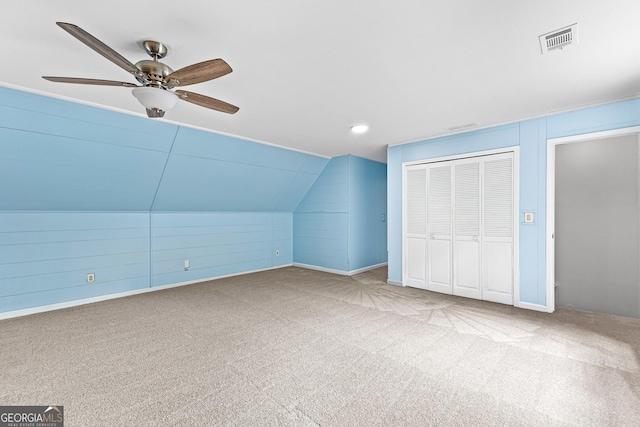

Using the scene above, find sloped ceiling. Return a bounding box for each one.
[152,127,327,211]
[2,1,640,163]
[0,87,328,211]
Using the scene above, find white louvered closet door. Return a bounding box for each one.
[403,151,514,304]
[453,159,482,299]
[427,164,453,294]
[482,153,514,304]
[405,166,428,289]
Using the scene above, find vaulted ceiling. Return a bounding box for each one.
[2,0,639,162]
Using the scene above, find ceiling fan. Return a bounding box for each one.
[43,22,238,118]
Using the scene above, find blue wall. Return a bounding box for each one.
[348,156,387,271]
[294,156,350,271]
[0,212,150,312]
[0,89,175,211]
[151,212,292,287]
[387,98,640,307]
[0,211,293,313]
[0,86,328,314]
[294,155,387,273]
[152,127,327,212]
[0,87,328,212]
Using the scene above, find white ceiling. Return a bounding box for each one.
[2,0,640,163]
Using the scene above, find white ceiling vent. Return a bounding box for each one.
[539,23,578,54]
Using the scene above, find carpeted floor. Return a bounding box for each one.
[1,266,639,426]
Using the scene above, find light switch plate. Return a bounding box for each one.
[523,212,535,224]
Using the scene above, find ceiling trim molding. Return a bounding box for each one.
[388,93,640,149]
[0,82,331,160]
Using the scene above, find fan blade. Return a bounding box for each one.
[175,90,239,114]
[43,76,139,87]
[166,59,232,87]
[56,22,141,77]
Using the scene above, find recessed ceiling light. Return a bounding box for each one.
[351,124,369,133]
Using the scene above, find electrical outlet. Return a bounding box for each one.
[275,250,280,257]
[87,273,95,283]
[184,259,190,270]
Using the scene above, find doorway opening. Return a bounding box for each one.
[547,126,640,318]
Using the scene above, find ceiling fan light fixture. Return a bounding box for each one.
[351,124,369,134]
[46,23,239,116]
[132,87,178,112]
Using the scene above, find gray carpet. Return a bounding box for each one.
[1,266,639,426]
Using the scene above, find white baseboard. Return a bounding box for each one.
[516,301,554,313]
[0,264,293,321]
[292,262,387,276]
[349,263,388,275]
[293,263,349,275]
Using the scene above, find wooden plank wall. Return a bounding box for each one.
[0,212,150,312]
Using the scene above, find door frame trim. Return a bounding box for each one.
[402,146,520,306]
[546,125,640,313]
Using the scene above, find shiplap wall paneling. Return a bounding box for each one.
[294,155,387,273]
[348,156,388,270]
[271,213,293,266]
[0,212,151,312]
[294,156,350,271]
[293,213,350,271]
[151,212,292,287]
[0,86,176,211]
[295,156,349,213]
[153,155,317,212]
[152,127,328,212]
[0,87,177,151]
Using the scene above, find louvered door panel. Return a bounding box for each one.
[427,164,452,294]
[484,157,513,238]
[453,160,481,299]
[482,154,514,304]
[407,168,426,235]
[405,166,427,288]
